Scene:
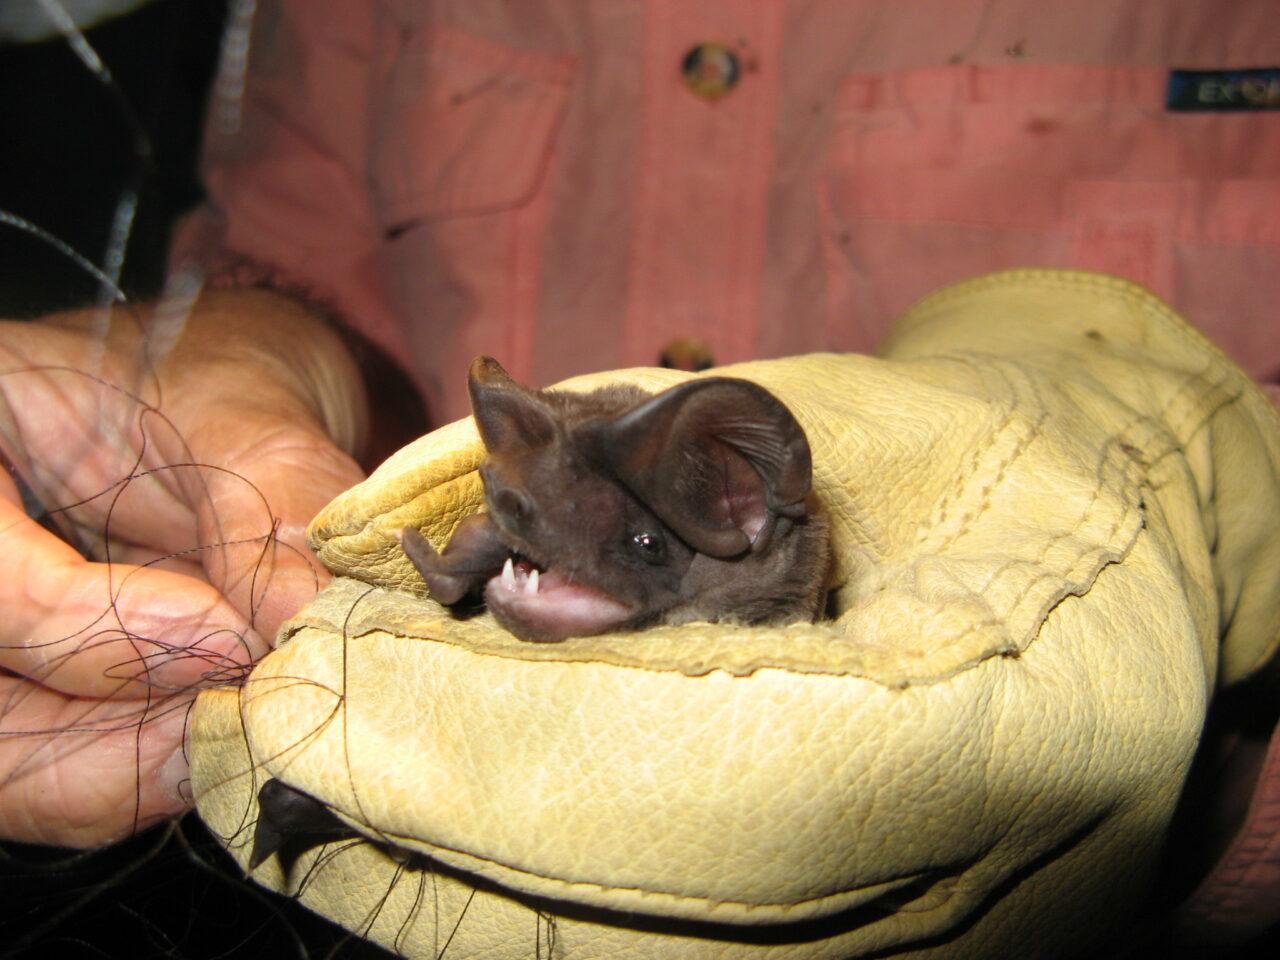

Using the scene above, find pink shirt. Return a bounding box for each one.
[188,0,1280,423]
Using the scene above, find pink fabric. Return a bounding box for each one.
[184,0,1280,423]
[179,0,1280,942]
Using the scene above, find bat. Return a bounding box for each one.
[400,357,829,642]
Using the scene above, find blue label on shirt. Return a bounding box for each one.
[1167,69,1280,111]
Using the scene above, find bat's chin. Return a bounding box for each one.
[484,557,637,642]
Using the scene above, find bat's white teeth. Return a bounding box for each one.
[498,556,543,595]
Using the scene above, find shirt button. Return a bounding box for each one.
[682,43,740,100]
[659,337,715,371]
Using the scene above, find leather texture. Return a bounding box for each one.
[189,270,1280,958]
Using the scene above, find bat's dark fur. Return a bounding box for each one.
[400,357,829,643]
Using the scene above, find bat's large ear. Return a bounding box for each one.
[468,356,557,453]
[594,378,812,557]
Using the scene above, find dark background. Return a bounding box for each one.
[0,0,223,315]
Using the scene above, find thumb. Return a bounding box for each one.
[181,418,366,638]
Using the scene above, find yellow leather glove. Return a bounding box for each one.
[190,270,1280,959]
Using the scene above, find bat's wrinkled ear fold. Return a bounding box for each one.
[595,378,812,557]
[468,356,557,453]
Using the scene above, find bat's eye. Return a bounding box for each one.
[630,531,667,564]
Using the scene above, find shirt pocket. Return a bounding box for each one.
[818,63,1280,374]
[367,24,577,419]
[370,24,575,228]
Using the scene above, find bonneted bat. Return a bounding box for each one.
[400,357,829,642]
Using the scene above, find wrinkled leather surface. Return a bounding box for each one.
[190,270,1280,958]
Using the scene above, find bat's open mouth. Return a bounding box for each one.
[484,554,637,642]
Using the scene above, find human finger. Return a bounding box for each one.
[0,481,268,699]
[0,675,193,848]
[172,418,364,637]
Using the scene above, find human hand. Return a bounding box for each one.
[0,288,368,847]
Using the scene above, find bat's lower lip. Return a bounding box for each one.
[484,567,636,642]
